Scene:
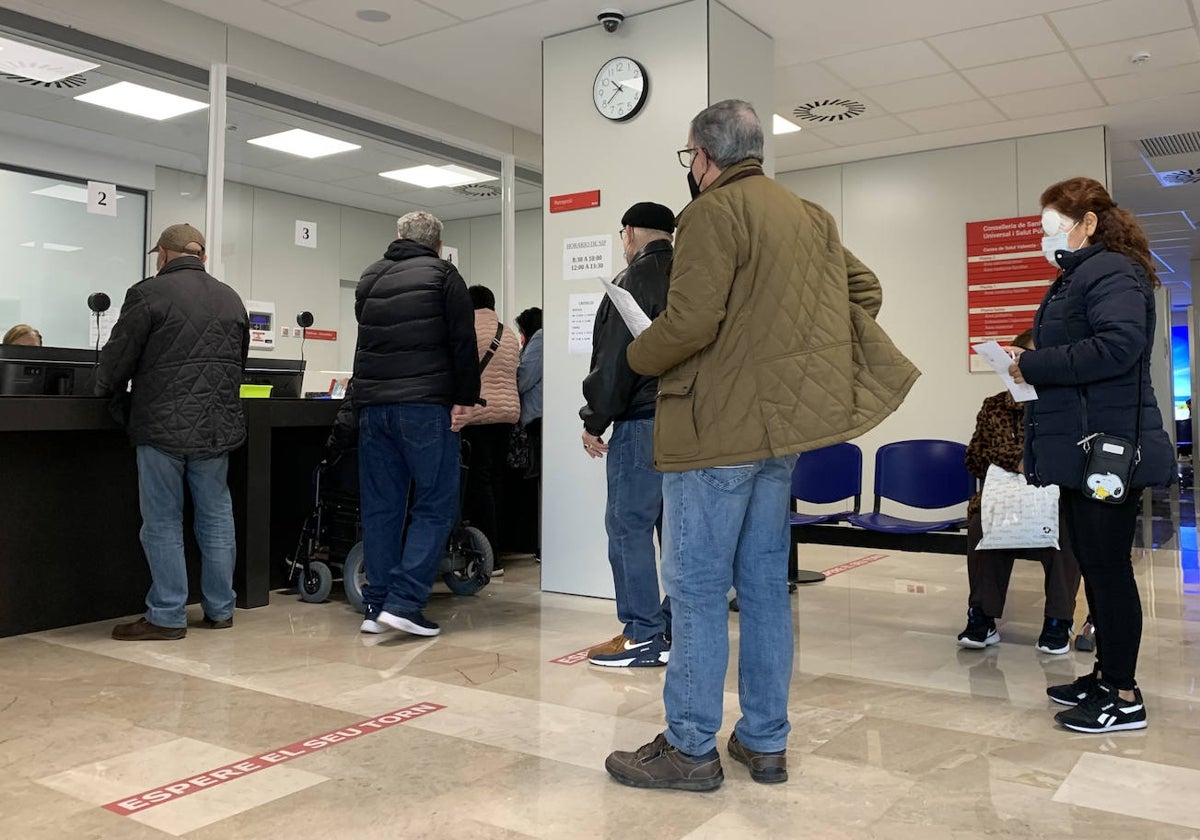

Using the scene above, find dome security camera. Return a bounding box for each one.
[598,8,625,33]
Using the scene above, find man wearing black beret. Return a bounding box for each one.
[580,201,675,667]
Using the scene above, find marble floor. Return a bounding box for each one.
[2,534,1198,839]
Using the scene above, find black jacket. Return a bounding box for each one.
[1020,244,1174,490]
[580,239,672,436]
[96,256,249,455]
[353,239,479,408]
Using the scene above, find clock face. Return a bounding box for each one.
[593,57,648,122]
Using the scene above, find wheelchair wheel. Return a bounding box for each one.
[442,525,493,596]
[299,560,332,603]
[342,542,366,612]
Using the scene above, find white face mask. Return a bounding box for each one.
[1040,208,1079,268]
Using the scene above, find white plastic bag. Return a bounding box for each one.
[976,464,1060,550]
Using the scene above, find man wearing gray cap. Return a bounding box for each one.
[97,223,250,641]
[581,202,674,668]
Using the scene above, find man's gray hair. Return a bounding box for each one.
[690,99,763,169]
[396,211,443,248]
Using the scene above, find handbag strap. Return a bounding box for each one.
[479,322,504,373]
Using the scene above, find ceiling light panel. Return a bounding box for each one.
[0,36,99,82]
[379,164,498,188]
[75,81,208,120]
[773,114,802,134]
[247,128,362,158]
[31,184,125,203]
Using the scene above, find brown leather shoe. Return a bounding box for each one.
[727,732,788,783]
[111,618,186,641]
[605,733,723,792]
[201,615,233,629]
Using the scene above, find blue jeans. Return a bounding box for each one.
[136,446,236,628]
[661,456,797,756]
[358,403,460,616]
[605,418,669,641]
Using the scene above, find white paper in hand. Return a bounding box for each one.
[599,277,652,337]
[972,341,1038,402]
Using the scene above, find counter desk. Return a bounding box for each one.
[0,397,341,637]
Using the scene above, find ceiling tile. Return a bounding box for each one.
[964,52,1085,97]
[421,0,538,19]
[897,99,1007,133]
[801,115,917,147]
[992,81,1106,119]
[928,16,1065,69]
[1075,29,1200,79]
[772,129,835,155]
[820,41,951,89]
[287,0,457,45]
[1095,61,1200,103]
[1050,0,1194,48]
[863,73,979,113]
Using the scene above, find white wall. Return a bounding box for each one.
[442,209,543,322]
[708,2,774,174]
[777,127,1116,509]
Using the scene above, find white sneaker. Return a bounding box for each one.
[360,617,388,634]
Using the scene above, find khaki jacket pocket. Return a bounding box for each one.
[656,369,701,459]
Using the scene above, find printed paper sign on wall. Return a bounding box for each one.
[966,216,1055,372]
[568,292,604,355]
[563,235,612,281]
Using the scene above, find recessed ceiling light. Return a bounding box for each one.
[75,81,208,121]
[247,128,362,159]
[0,36,99,82]
[31,184,125,203]
[773,114,802,135]
[43,242,83,252]
[379,164,499,188]
[356,9,392,22]
[19,241,36,248]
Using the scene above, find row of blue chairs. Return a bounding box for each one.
[791,439,978,535]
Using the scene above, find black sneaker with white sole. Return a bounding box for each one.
[1046,671,1100,707]
[1054,681,1147,733]
[956,608,999,649]
[378,609,440,637]
[1036,617,1071,654]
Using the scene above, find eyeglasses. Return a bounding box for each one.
[618,226,627,239]
[676,147,700,168]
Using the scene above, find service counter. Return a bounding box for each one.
[0,397,340,637]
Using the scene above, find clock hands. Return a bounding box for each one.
[605,78,627,106]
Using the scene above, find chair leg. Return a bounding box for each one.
[788,527,826,587]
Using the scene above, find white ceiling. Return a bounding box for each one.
[156,0,1200,301]
[0,37,541,221]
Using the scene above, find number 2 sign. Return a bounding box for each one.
[295,220,317,248]
[87,181,117,217]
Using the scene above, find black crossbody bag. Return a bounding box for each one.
[1079,357,1142,504]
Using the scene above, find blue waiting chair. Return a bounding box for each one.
[848,439,976,534]
[788,442,862,585]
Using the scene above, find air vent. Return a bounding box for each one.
[0,71,88,90]
[792,99,867,123]
[1155,169,1200,187]
[452,183,501,198]
[1139,131,1200,158]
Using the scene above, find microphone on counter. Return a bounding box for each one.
[88,292,112,361]
[297,311,314,365]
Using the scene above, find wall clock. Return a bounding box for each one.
[593,56,648,122]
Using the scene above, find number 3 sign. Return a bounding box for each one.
[87,181,117,217]
[295,220,317,248]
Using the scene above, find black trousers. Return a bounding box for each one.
[461,423,512,559]
[1060,487,1142,690]
[966,510,1080,621]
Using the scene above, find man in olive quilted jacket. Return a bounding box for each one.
[96,223,249,641]
[606,101,917,792]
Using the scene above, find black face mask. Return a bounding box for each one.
[687,170,702,200]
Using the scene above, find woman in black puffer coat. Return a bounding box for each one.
[1010,177,1174,735]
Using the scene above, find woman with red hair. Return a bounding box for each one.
[1010,176,1175,733]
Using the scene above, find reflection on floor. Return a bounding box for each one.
[2,528,1199,839]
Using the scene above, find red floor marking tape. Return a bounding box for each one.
[820,553,888,578]
[551,643,607,665]
[103,702,445,816]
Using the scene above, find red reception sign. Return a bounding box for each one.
[965,216,1056,371]
[549,190,601,213]
[302,328,337,341]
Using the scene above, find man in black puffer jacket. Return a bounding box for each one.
[580,202,674,668]
[354,211,479,638]
[97,223,249,641]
